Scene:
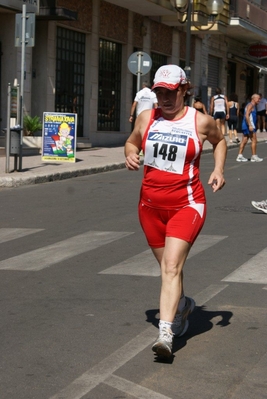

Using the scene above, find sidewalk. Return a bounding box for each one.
[0,132,266,188]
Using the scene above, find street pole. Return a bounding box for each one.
[6,84,11,174]
[185,0,192,81]
[19,3,26,171]
[136,51,143,92]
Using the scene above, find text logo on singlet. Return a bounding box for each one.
[148,132,187,145]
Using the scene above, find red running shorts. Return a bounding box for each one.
[138,201,206,248]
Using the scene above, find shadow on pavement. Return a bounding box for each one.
[145,306,233,363]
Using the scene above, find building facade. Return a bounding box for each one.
[1,0,267,147]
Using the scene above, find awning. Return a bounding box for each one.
[232,56,267,74]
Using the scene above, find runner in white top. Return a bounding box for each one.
[129,82,158,122]
[210,87,229,136]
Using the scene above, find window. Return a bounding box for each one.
[208,55,220,96]
[227,61,236,95]
[98,39,122,131]
[0,42,2,123]
[55,27,85,137]
[179,60,186,70]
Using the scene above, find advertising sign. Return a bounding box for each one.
[248,43,267,58]
[42,112,77,163]
[10,87,19,118]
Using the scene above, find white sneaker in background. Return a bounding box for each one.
[236,154,248,162]
[251,155,263,162]
[251,200,267,213]
[252,199,267,207]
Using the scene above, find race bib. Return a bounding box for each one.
[144,131,189,174]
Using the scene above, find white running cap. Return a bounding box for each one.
[152,65,187,90]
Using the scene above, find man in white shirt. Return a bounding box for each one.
[129,81,158,122]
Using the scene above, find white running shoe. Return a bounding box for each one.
[236,154,248,162]
[251,199,267,207]
[251,155,263,162]
[172,297,195,337]
[251,200,267,213]
[255,199,267,206]
[152,325,173,358]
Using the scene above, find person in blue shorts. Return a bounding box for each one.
[236,94,263,162]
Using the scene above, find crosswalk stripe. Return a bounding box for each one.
[100,248,158,276]
[105,375,172,399]
[99,234,228,276]
[222,247,267,284]
[193,284,229,306]
[0,228,43,244]
[0,231,133,271]
[1,228,265,285]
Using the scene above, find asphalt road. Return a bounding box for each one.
[0,142,266,399]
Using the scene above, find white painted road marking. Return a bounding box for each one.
[100,234,228,276]
[2,228,265,397]
[0,228,43,244]
[48,284,228,399]
[49,326,158,399]
[0,231,133,271]
[193,284,229,306]
[222,247,267,284]
[105,374,172,399]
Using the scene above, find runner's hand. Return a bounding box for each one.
[125,153,140,171]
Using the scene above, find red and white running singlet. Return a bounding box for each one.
[140,106,206,209]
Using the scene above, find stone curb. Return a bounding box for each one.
[0,163,126,188]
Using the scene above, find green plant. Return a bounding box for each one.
[23,115,42,136]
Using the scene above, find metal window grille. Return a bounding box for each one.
[208,55,220,96]
[179,60,186,70]
[151,53,168,83]
[98,39,122,131]
[55,27,85,137]
[0,42,2,124]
